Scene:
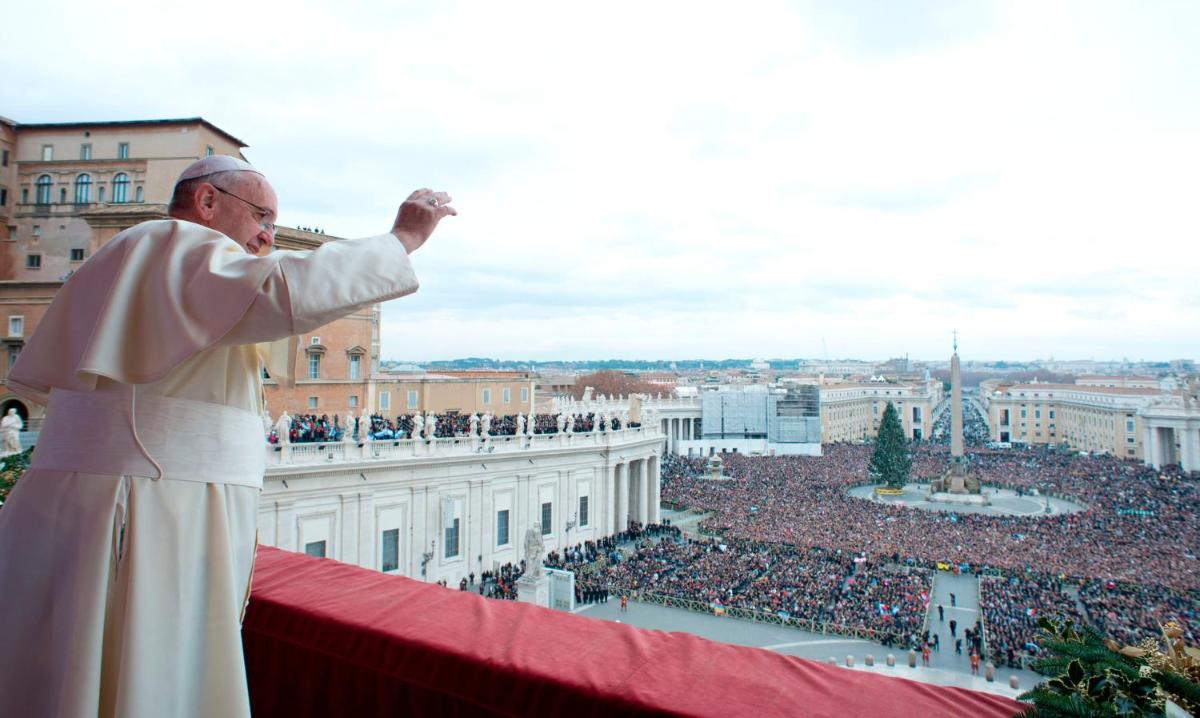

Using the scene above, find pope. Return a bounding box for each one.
[0,155,455,718]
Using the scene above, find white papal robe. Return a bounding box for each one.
[0,219,418,718]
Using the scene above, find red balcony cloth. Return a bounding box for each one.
[244,546,1024,718]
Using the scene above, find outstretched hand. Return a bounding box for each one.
[392,188,457,254]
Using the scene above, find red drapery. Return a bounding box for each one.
[243,547,1024,717]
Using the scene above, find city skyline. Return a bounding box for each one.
[383,354,1192,368]
[5,1,1198,361]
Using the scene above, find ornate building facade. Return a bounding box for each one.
[259,426,663,584]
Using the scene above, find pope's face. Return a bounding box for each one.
[209,175,279,257]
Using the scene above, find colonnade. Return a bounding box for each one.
[660,416,702,454]
[609,454,661,532]
[1144,422,1200,473]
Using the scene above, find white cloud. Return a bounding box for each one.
[4,0,1198,360]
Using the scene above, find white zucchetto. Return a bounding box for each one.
[175,156,262,184]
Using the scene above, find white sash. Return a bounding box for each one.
[32,388,266,489]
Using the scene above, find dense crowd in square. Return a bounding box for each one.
[654,444,1198,667]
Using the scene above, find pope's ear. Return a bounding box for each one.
[195,184,219,219]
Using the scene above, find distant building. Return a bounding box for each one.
[979,379,1179,462]
[795,359,875,376]
[819,379,942,443]
[1075,375,1159,390]
[367,369,535,417]
[678,384,822,456]
[0,114,381,426]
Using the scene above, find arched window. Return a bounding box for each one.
[75,174,91,204]
[35,175,52,205]
[112,173,129,203]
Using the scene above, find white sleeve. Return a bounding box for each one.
[219,233,419,346]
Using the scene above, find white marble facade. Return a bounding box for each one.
[257,426,662,585]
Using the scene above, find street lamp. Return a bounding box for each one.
[420,540,436,579]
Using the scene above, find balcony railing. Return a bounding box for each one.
[243,545,1025,717]
[267,424,662,467]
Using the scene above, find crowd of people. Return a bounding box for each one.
[268,413,345,444]
[539,530,933,646]
[931,399,991,447]
[273,411,643,443]
[652,445,1198,665]
[979,575,1084,667]
[661,445,1198,589]
[368,416,1196,668]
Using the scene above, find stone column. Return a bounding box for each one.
[611,464,621,535]
[1148,426,1162,469]
[1184,427,1200,474]
[616,463,629,532]
[340,491,361,564]
[274,500,295,551]
[626,459,639,524]
[358,490,375,570]
[649,455,661,523]
[636,459,649,524]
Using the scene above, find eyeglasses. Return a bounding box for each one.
[212,185,277,233]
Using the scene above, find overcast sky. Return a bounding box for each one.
[5,1,1198,362]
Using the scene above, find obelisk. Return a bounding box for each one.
[948,332,967,492]
[951,344,963,459]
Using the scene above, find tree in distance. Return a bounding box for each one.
[571,371,670,400]
[869,401,911,489]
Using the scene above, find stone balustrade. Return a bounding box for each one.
[267,424,663,468]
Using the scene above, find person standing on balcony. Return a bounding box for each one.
[0,155,455,718]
